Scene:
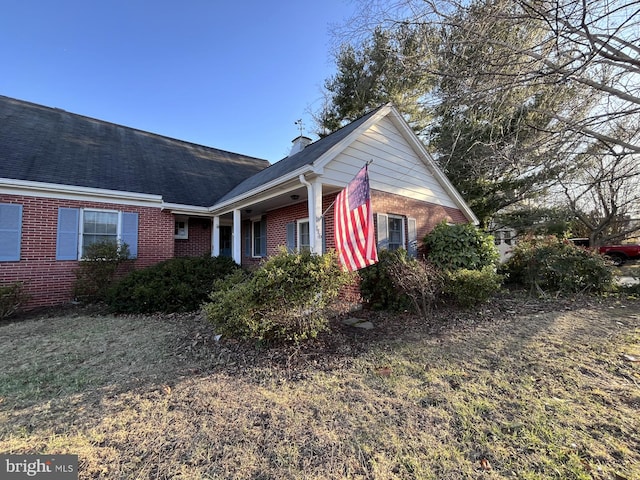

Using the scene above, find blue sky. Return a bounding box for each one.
[0,1,356,162]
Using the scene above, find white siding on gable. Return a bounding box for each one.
[322,117,457,208]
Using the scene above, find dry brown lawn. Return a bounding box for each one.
[1,292,639,479]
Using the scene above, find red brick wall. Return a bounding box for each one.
[266,201,309,256]
[174,217,212,257]
[322,195,338,252]
[0,194,174,309]
[370,190,468,257]
[244,189,468,265]
[252,190,468,305]
[239,201,310,268]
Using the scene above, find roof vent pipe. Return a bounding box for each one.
[289,135,312,156]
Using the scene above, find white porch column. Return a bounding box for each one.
[300,175,324,254]
[311,178,324,254]
[212,216,220,257]
[232,209,242,265]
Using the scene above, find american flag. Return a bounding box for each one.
[334,165,378,271]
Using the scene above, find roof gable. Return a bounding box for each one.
[323,115,457,207]
[212,103,477,223]
[215,105,387,204]
[0,96,270,207]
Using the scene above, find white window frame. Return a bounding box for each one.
[387,214,405,251]
[297,218,310,252]
[79,208,121,258]
[174,216,189,239]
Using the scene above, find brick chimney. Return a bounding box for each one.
[289,135,312,156]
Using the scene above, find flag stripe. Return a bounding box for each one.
[334,165,378,271]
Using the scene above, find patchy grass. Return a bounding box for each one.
[0,296,639,479]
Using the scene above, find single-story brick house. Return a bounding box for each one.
[0,95,477,309]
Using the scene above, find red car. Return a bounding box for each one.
[570,238,640,266]
[598,244,640,266]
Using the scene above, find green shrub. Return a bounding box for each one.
[203,249,351,343]
[502,235,614,294]
[444,267,503,308]
[358,249,413,311]
[424,222,499,271]
[107,255,240,313]
[0,282,30,320]
[385,256,444,319]
[74,241,132,302]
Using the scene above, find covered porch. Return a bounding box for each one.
[210,173,340,265]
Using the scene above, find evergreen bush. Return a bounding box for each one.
[444,267,503,308]
[203,249,351,343]
[424,222,499,271]
[107,255,240,313]
[501,235,614,294]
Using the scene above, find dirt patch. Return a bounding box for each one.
[168,291,619,376]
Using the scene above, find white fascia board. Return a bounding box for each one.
[387,109,480,225]
[0,177,164,207]
[161,202,214,216]
[208,165,314,215]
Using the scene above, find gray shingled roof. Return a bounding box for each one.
[0,96,270,207]
[216,105,386,204]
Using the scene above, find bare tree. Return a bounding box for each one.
[429,0,598,224]
[556,126,640,246]
[341,0,640,153]
[327,0,640,239]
